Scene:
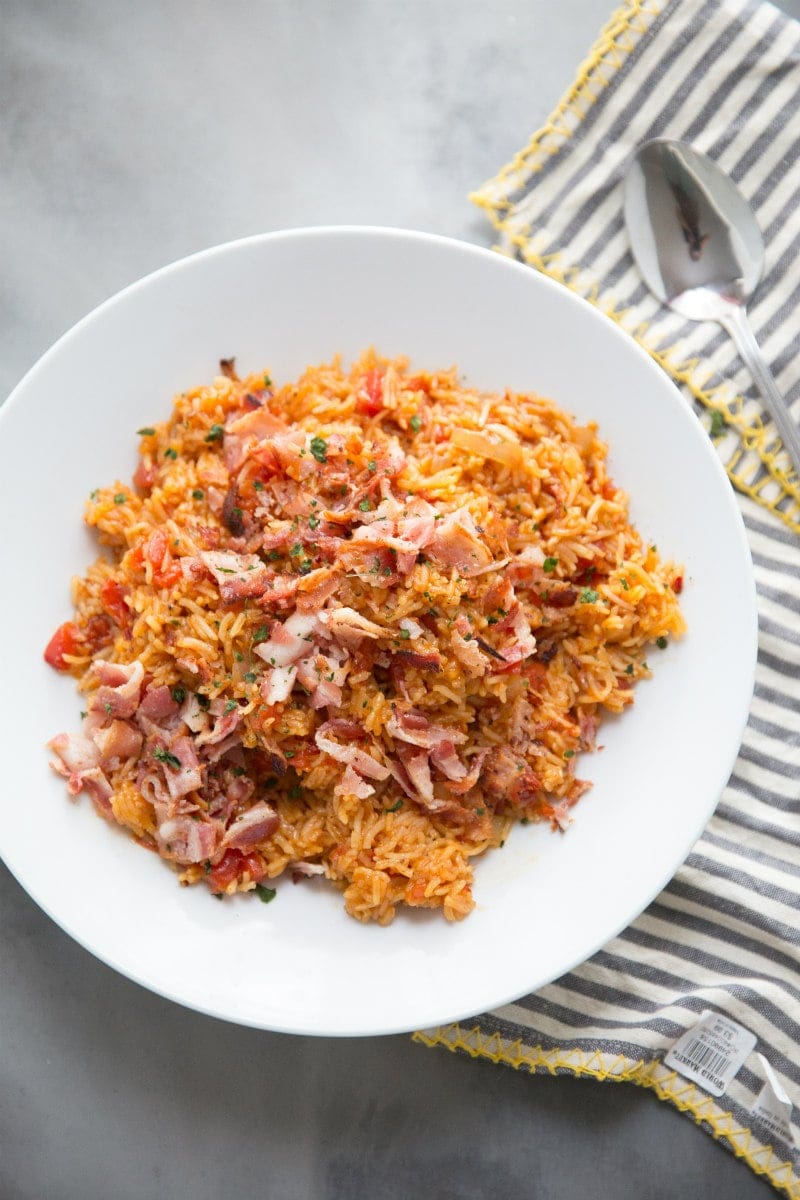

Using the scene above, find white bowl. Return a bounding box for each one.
[0,228,756,1036]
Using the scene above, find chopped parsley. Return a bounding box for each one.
[244,671,257,682]
[267,549,281,561]
[253,480,264,491]
[564,749,575,759]
[625,664,634,676]
[164,447,178,460]
[255,884,277,904]
[235,651,244,662]
[170,686,186,705]
[205,424,224,443]
[656,635,668,649]
[487,616,498,625]
[399,628,411,640]
[113,493,126,504]
[89,489,99,500]
[137,427,155,436]
[308,514,320,530]
[263,374,272,387]
[224,699,238,714]
[309,435,328,463]
[153,747,181,770]
[709,409,725,438]
[620,577,629,591]
[358,499,371,512]
[579,588,599,604]
[409,414,422,432]
[367,460,376,472]
[543,557,558,573]
[386,799,403,812]
[289,543,303,558]
[252,626,269,643]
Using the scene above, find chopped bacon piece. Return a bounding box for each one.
[428,507,493,576]
[91,719,143,765]
[220,802,279,852]
[200,550,271,603]
[89,659,145,719]
[315,721,389,781]
[334,764,375,800]
[392,649,442,673]
[318,606,386,646]
[158,815,218,864]
[386,708,467,750]
[47,733,113,816]
[444,749,488,795]
[396,743,434,804]
[139,685,179,723]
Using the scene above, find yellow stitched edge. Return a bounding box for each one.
[413,1025,800,1199]
[469,0,800,535]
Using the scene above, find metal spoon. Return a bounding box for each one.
[624,138,800,478]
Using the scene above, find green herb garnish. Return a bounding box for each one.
[656,635,668,649]
[409,414,422,432]
[309,435,328,463]
[164,447,178,459]
[255,884,277,904]
[543,557,558,573]
[170,686,186,705]
[153,747,181,769]
[579,588,599,604]
[137,427,156,436]
[205,424,224,443]
[113,493,126,504]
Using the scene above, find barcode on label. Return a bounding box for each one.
[664,1011,757,1098]
[671,1038,733,1091]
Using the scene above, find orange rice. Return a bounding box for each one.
[46,351,684,923]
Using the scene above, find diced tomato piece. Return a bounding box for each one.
[44,622,83,671]
[133,457,156,492]
[672,575,684,594]
[100,579,131,627]
[356,369,384,416]
[207,848,267,893]
[142,529,182,588]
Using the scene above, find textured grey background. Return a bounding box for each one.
[2,2,796,1198]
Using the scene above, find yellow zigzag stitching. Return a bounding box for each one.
[469,0,800,535]
[413,1024,800,1199]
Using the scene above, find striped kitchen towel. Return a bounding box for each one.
[416,2,800,1196]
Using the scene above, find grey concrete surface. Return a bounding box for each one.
[2,2,794,1197]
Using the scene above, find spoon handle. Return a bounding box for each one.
[719,304,800,481]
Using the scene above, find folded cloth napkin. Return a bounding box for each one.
[415,2,800,1195]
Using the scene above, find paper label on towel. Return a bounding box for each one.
[751,1054,795,1145]
[664,1010,756,1097]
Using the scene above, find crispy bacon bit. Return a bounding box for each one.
[546,587,578,609]
[334,764,375,800]
[386,709,467,750]
[47,733,113,816]
[89,659,145,719]
[392,649,442,673]
[396,743,434,804]
[200,550,271,603]
[91,719,143,765]
[318,606,386,646]
[315,721,389,781]
[428,507,493,576]
[220,802,279,852]
[444,749,488,795]
[219,356,238,379]
[471,637,502,663]
[158,815,217,863]
[482,745,542,810]
[222,485,246,536]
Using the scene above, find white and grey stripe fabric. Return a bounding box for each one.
[433,1,800,1192]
